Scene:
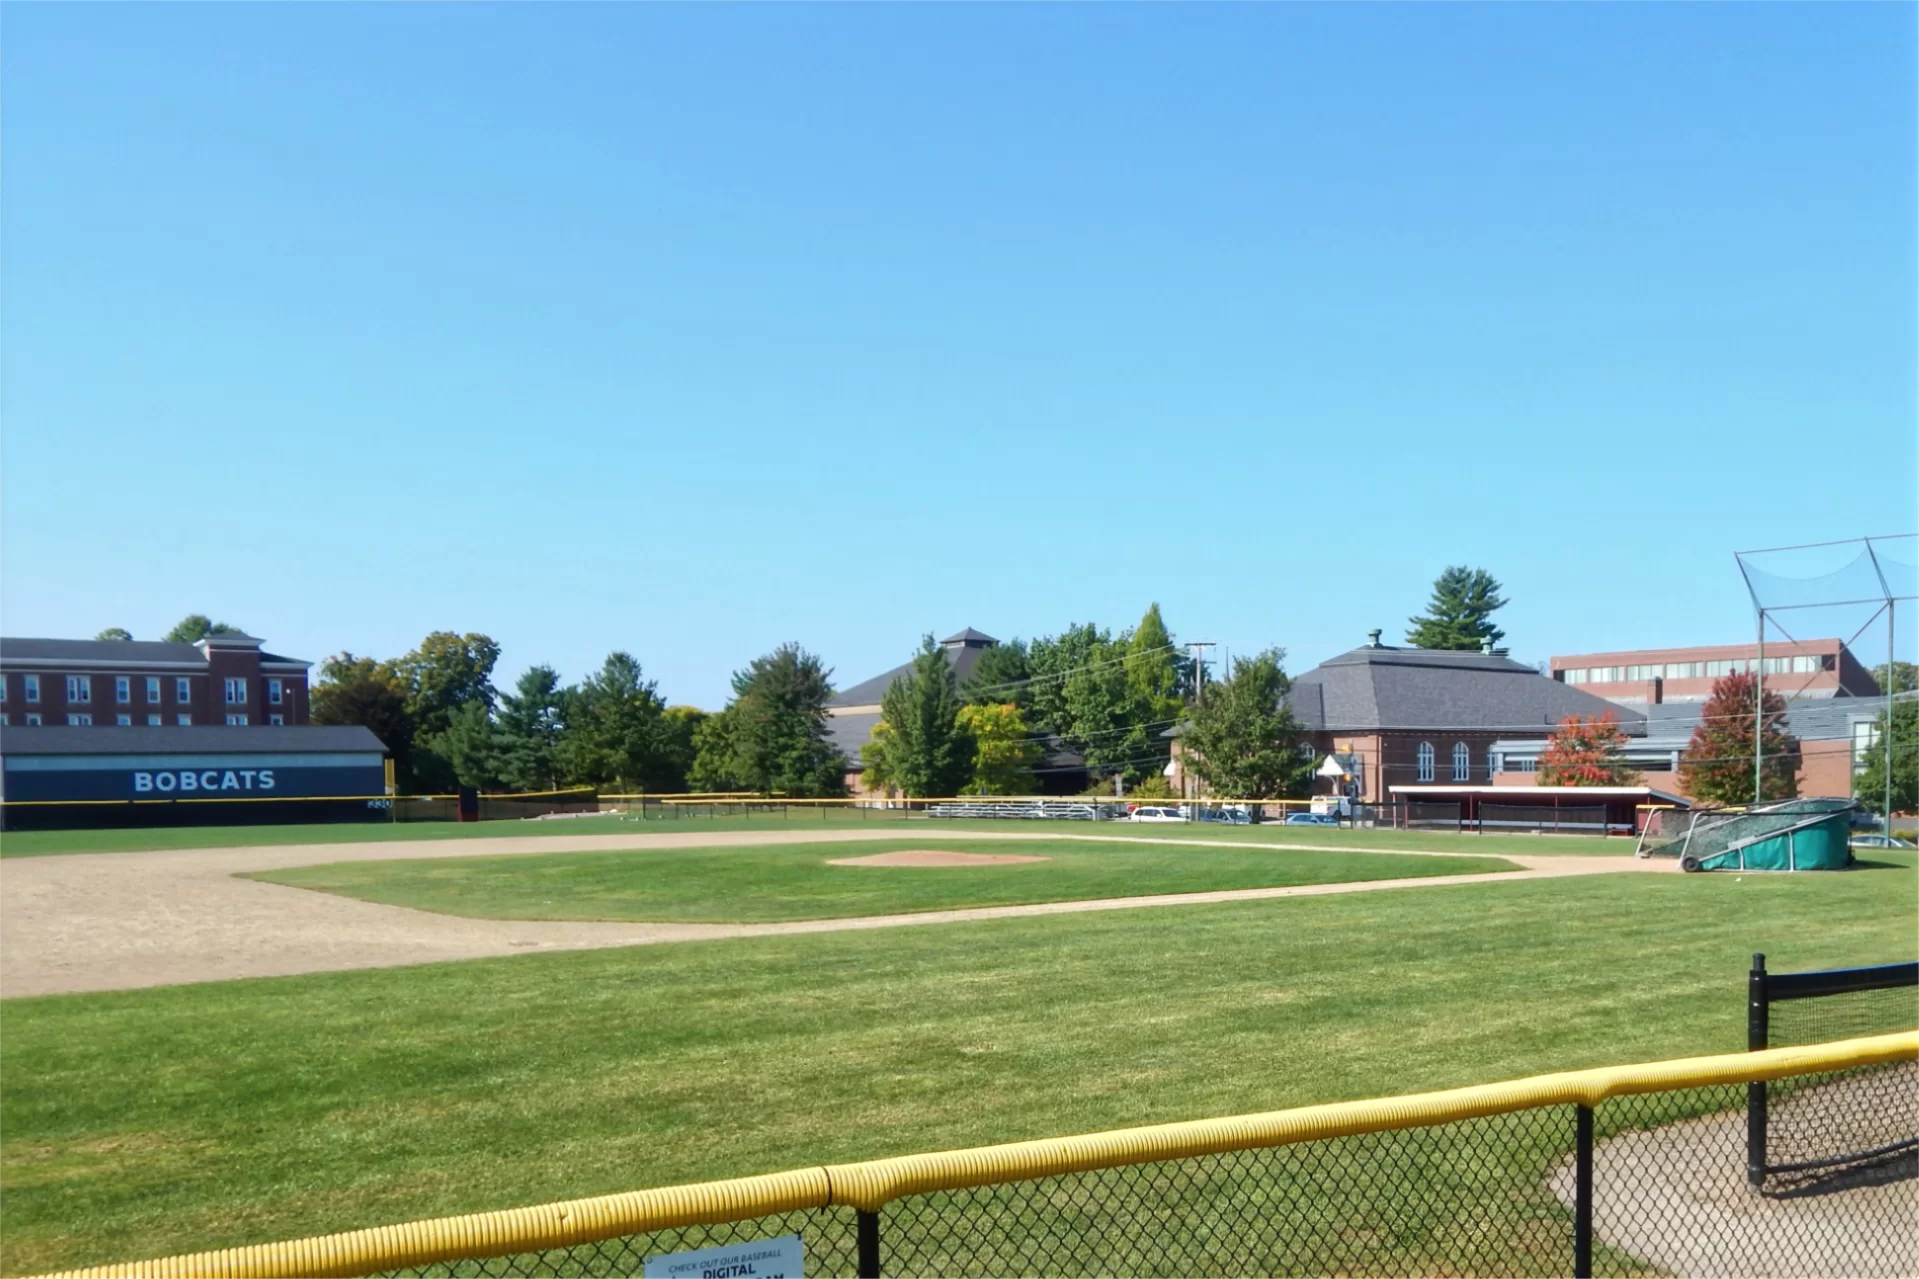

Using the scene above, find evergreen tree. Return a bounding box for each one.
[728,644,846,797]
[493,666,568,792]
[1177,649,1313,799]
[436,701,502,788]
[957,703,1043,794]
[1026,624,1109,741]
[1406,567,1508,650]
[1537,712,1638,786]
[1678,672,1798,805]
[868,636,973,797]
[1854,698,1917,816]
[555,652,668,791]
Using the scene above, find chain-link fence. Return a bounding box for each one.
[46,1034,1916,1279]
[1745,954,1919,1201]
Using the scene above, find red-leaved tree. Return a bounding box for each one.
[1678,671,1798,806]
[1538,711,1639,786]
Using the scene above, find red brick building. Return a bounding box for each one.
[0,634,311,728]
[1548,638,1879,705]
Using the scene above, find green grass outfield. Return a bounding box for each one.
[248,839,1519,923]
[3,854,1912,1274]
[0,811,1641,859]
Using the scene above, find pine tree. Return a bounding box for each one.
[1406,567,1508,650]
[493,666,568,792]
[1537,712,1638,786]
[727,644,846,797]
[553,652,667,792]
[1678,672,1798,805]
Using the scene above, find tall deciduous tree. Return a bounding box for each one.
[1178,649,1313,799]
[163,615,246,644]
[961,640,1032,708]
[309,653,420,786]
[868,636,973,797]
[556,652,668,792]
[727,644,845,797]
[1679,672,1798,805]
[1854,698,1916,816]
[1406,567,1508,650]
[397,632,501,740]
[1537,712,1639,786]
[687,707,743,792]
[657,706,707,794]
[94,628,133,641]
[1872,661,1917,695]
[493,666,568,792]
[957,703,1043,794]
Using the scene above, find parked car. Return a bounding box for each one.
[1285,812,1340,826]
[1197,808,1251,825]
[1126,805,1189,823]
[1848,833,1916,850]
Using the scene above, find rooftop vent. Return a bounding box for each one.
[1366,629,1383,648]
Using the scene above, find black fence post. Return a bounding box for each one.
[857,1208,881,1279]
[1747,952,1770,1189]
[1574,1104,1594,1279]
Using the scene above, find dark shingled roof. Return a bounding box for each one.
[1288,645,1645,735]
[827,628,1000,708]
[0,724,388,757]
[1,636,309,667]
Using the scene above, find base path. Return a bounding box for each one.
[1,829,1664,998]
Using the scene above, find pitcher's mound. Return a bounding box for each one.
[827,850,1051,868]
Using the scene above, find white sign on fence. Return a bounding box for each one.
[643,1233,803,1279]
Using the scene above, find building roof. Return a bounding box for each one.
[1288,643,1645,735]
[827,628,1000,709]
[1494,692,1898,757]
[0,636,310,669]
[0,724,387,757]
[824,711,882,763]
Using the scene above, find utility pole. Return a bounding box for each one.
[1189,642,1216,706]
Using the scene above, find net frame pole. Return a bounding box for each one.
[1747,953,1770,1188]
[1737,555,1765,805]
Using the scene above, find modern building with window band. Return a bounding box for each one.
[0,724,390,830]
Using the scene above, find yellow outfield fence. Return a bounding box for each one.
[35,1032,1918,1279]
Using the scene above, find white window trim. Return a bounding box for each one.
[1416,741,1435,783]
[176,677,192,703]
[25,674,40,703]
[67,713,93,725]
[116,676,132,703]
[148,714,162,726]
[67,675,92,704]
[116,713,132,725]
[25,712,42,725]
[146,677,162,703]
[225,677,247,705]
[1452,741,1471,782]
[269,713,285,725]
[226,713,249,726]
[177,713,192,725]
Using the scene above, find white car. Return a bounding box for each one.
[1126,805,1189,822]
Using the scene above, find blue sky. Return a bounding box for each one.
[4,4,1914,707]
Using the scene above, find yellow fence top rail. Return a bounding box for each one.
[38,1031,1917,1279]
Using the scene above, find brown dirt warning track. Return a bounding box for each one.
[0,829,1666,998]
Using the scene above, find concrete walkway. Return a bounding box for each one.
[0,828,1663,998]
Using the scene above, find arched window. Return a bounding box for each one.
[1453,741,1471,782]
[1416,741,1435,782]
